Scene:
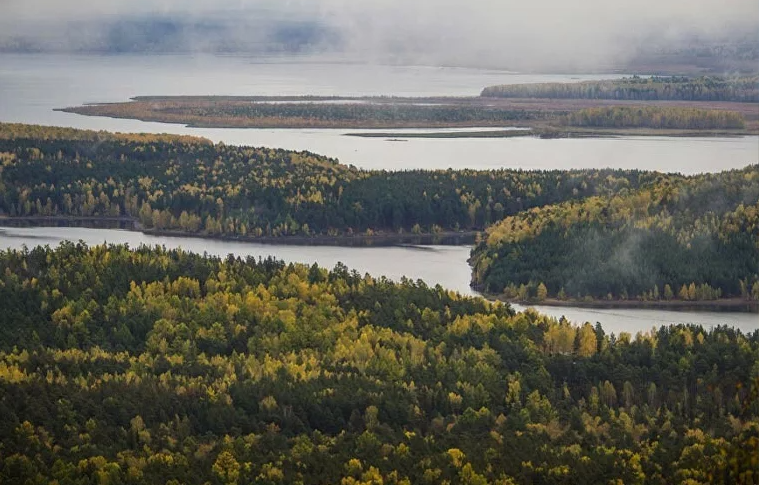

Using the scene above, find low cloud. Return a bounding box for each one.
[0,0,757,71]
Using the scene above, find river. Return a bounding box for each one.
[0,226,756,335]
[0,53,758,333]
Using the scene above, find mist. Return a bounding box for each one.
[0,0,757,72]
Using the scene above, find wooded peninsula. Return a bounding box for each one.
[0,123,757,310]
[471,167,759,305]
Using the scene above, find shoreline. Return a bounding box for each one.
[0,216,479,247]
[1,218,757,314]
[53,107,759,141]
[487,294,759,313]
[56,108,524,130]
[347,128,753,139]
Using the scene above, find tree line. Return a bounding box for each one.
[481,76,759,102]
[0,123,666,238]
[565,106,745,130]
[0,243,757,484]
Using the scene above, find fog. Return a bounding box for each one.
[0,0,758,71]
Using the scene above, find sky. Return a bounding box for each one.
[0,0,757,70]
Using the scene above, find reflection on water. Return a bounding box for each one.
[1,226,757,334]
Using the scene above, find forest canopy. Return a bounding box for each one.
[471,166,759,302]
[0,243,757,484]
[2,123,757,306]
[0,123,667,238]
[565,106,745,130]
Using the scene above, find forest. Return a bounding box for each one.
[0,123,667,238]
[565,106,746,130]
[471,166,759,302]
[481,76,760,103]
[0,243,757,484]
[2,123,758,306]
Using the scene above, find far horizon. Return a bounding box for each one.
[0,0,757,74]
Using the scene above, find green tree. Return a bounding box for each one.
[213,451,240,485]
[536,282,548,301]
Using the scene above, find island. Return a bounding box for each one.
[58,76,759,137]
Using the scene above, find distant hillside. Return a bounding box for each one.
[0,14,342,55]
[0,11,756,76]
[482,76,759,102]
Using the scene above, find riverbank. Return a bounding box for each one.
[490,295,759,313]
[0,216,479,247]
[1,225,758,334]
[141,228,478,247]
[347,127,753,139]
[3,218,755,314]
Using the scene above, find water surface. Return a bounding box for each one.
[1,54,757,174]
[0,54,758,334]
[1,226,756,335]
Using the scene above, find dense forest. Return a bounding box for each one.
[0,243,757,484]
[0,123,667,238]
[471,166,759,301]
[2,123,758,304]
[481,76,760,103]
[565,106,746,130]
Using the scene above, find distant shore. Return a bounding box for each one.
[347,127,753,139]
[0,216,479,247]
[488,294,759,313]
[3,217,757,313]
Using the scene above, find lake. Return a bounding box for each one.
[0,53,757,173]
[0,53,758,334]
[0,226,756,335]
